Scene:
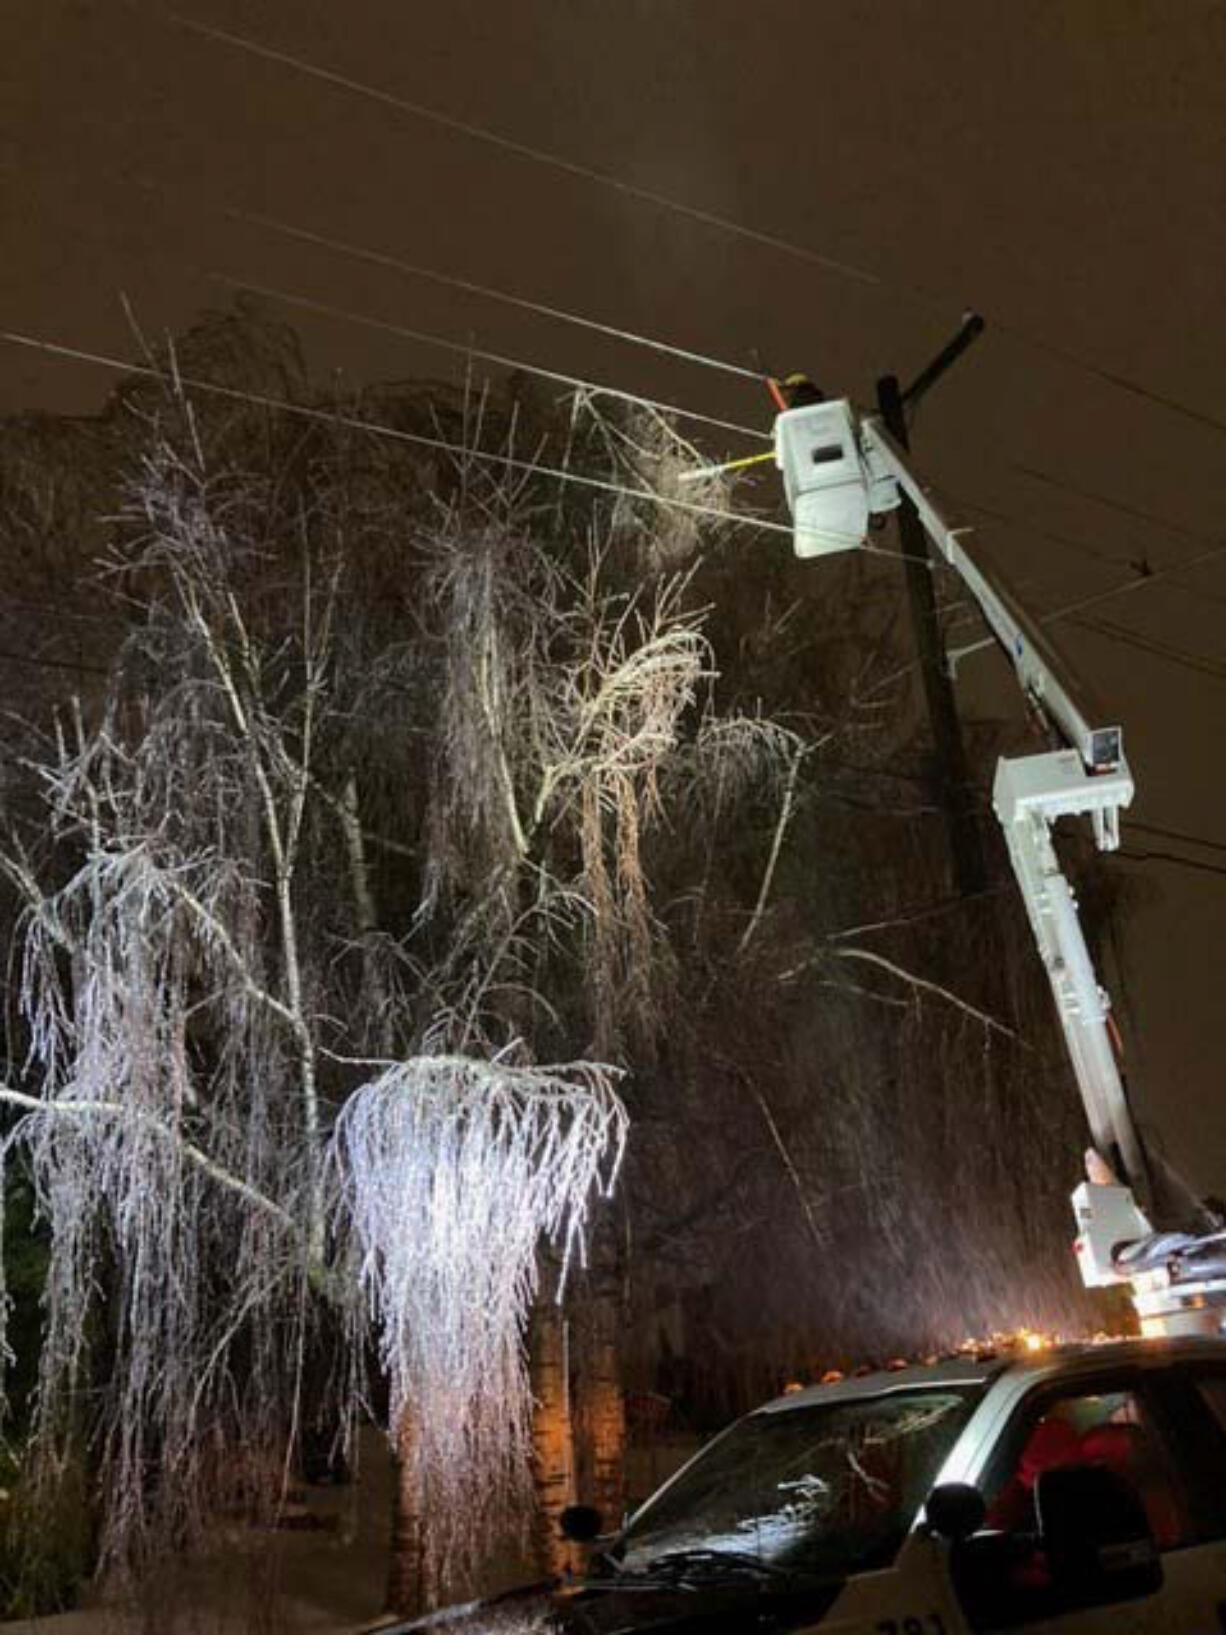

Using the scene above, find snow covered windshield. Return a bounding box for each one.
[619,1388,976,1580]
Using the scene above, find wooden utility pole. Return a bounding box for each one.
[875,315,987,896]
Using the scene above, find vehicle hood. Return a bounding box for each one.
[387,1571,844,1634]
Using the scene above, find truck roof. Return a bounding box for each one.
[754,1332,1226,1414]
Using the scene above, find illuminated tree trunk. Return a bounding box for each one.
[575,1279,627,1532]
[529,1296,580,1579]
[386,1411,431,1617]
[349,773,434,1620]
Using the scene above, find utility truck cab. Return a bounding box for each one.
[616,1336,1226,1632]
[394,1337,1226,1634]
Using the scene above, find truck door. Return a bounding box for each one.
[949,1372,1189,1633]
[1140,1363,1226,1631]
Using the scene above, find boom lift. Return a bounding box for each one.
[773,393,1226,1339]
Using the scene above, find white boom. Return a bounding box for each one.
[775,397,1226,1336]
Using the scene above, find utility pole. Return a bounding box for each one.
[875,315,987,896]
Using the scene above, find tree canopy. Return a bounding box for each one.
[0,307,1103,1609]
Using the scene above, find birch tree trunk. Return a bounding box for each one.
[386,1411,431,1616]
[344,772,436,1619]
[529,1295,580,1579]
[575,1278,627,1533]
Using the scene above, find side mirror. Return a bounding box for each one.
[559,1504,603,1543]
[1035,1464,1161,1604]
[925,1482,986,1542]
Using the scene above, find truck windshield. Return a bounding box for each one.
[619,1387,977,1580]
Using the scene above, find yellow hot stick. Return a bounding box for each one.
[678,449,777,484]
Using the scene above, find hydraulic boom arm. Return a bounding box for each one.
[774,396,1226,1332]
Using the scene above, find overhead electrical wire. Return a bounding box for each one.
[947,598,1226,685]
[3,136,777,424]
[53,164,1226,618]
[1119,849,1226,881]
[150,3,1226,442]
[0,327,826,549]
[9,166,1226,687]
[210,250,1226,632]
[183,186,1226,628]
[1039,542,1226,623]
[220,204,765,384]
[14,232,1226,678]
[952,492,1131,572]
[11,312,1225,680]
[26,157,773,393]
[1068,615,1226,682]
[208,211,1226,624]
[225,207,1226,611]
[154,7,883,297]
[945,535,1226,656]
[952,493,1226,614]
[1014,463,1212,544]
[207,270,770,442]
[1127,819,1226,858]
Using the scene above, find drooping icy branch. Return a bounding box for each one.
[0,1084,296,1233]
[331,1054,626,1588]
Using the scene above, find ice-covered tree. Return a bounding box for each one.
[0,329,797,1611]
[0,371,643,1603]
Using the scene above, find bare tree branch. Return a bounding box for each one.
[831,946,1022,1040]
[0,1084,298,1232]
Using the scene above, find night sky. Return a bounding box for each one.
[3,2,1225,1189]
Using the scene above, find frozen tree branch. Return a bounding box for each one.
[737,739,808,954]
[741,1077,824,1252]
[831,947,1022,1040]
[0,1084,297,1233]
[332,1054,626,1589]
[160,874,299,1030]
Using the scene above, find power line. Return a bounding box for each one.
[951,486,1226,610]
[6,135,778,422]
[27,153,775,395]
[952,492,1131,572]
[0,326,815,545]
[205,208,1226,628]
[7,294,1224,685]
[1119,849,1226,881]
[214,267,1226,640]
[156,8,885,298]
[889,559,1226,697]
[1013,463,1211,545]
[1126,819,1226,858]
[151,4,1226,442]
[943,443,1226,597]
[1013,342,1226,442]
[1038,542,1226,624]
[936,479,1226,672]
[209,271,769,442]
[945,534,1226,638]
[225,203,766,385]
[1068,614,1226,682]
[53,159,1226,609]
[213,219,1226,631]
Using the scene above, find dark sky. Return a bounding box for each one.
[3,1,1225,1189]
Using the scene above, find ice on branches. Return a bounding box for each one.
[332,1055,626,1587]
[0,344,771,1604]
